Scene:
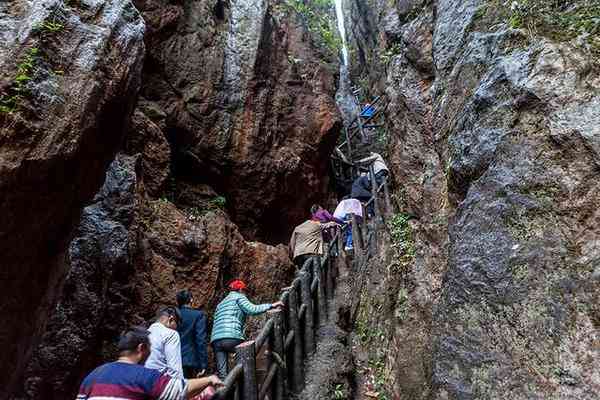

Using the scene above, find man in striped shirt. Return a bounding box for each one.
[77,326,222,400]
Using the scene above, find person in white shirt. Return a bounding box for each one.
[334,196,364,251]
[144,306,185,380]
[356,152,389,185]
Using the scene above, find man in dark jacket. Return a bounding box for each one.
[176,289,208,379]
[351,171,372,202]
[351,171,374,216]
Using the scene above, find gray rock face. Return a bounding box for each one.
[436,36,600,400]
[0,1,144,397]
[345,0,600,398]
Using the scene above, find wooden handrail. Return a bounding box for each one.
[255,319,274,352]
[214,225,366,400]
[214,364,243,398]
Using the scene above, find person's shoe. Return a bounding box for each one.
[344,245,354,251]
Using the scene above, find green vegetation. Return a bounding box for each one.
[210,196,227,210]
[380,43,402,66]
[286,0,342,57]
[0,47,40,114]
[476,0,600,53]
[33,20,64,35]
[367,356,392,400]
[332,383,344,399]
[388,213,416,265]
[187,196,227,221]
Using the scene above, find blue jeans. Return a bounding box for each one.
[344,215,361,248]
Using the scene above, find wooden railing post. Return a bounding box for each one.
[269,309,285,400]
[235,341,258,400]
[369,164,381,222]
[348,214,363,256]
[350,213,363,267]
[287,285,303,391]
[322,254,330,301]
[299,269,315,355]
[325,254,334,300]
[361,204,369,256]
[316,258,328,323]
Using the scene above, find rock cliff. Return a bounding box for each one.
[0,0,144,396]
[4,0,341,398]
[133,0,341,242]
[345,0,600,398]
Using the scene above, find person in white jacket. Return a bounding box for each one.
[144,306,185,380]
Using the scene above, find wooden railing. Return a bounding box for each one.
[213,229,343,400]
[213,165,391,400]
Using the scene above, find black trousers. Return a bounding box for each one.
[293,254,320,270]
[375,170,389,186]
[212,338,243,379]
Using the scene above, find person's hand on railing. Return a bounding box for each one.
[207,375,224,387]
[271,301,284,309]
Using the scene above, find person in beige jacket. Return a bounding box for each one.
[289,218,338,268]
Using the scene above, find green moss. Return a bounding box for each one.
[186,196,227,221]
[388,213,416,265]
[367,355,393,400]
[511,263,529,282]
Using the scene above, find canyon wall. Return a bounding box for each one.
[0,1,144,396]
[3,0,342,398]
[346,0,600,398]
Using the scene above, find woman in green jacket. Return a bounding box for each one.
[210,279,283,378]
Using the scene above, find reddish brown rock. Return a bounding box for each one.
[133,0,341,242]
[135,198,295,314]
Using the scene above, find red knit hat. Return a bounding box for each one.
[228,279,247,291]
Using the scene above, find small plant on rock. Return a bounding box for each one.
[0,47,40,114]
[210,196,226,210]
[380,43,402,65]
[33,20,64,35]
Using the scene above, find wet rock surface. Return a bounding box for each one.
[0,0,145,396]
[345,0,600,398]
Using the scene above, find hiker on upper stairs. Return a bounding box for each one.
[333,196,363,251]
[359,103,375,118]
[176,289,208,379]
[77,326,222,400]
[355,151,389,186]
[289,217,338,268]
[210,279,284,379]
[145,307,185,379]
[351,170,372,203]
[311,204,343,242]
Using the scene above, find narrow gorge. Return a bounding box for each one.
[1,0,599,399]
